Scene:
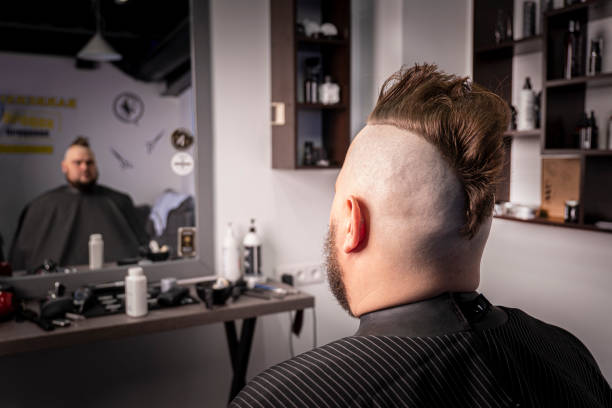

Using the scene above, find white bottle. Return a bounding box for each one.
[88,233,104,270]
[243,219,262,279]
[222,222,241,282]
[518,77,536,130]
[125,266,148,317]
[319,75,340,105]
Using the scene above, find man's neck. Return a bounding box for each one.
[347,262,480,317]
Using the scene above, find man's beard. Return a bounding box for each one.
[324,222,353,316]
[67,175,97,193]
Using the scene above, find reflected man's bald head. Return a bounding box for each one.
[61,136,98,190]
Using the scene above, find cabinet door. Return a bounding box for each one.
[271,0,296,169]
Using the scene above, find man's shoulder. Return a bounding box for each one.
[231,334,511,408]
[27,185,73,207]
[94,185,135,206]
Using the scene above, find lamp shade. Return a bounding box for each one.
[77,31,122,61]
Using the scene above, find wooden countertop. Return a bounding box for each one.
[0,291,314,357]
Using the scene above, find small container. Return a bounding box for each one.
[125,266,148,317]
[319,76,340,105]
[88,233,104,270]
[564,200,579,223]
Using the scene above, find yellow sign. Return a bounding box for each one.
[2,112,54,129]
[0,94,76,109]
[0,144,53,154]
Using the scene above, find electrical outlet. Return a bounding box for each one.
[276,263,325,286]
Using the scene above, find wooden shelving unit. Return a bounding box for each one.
[270,0,351,170]
[474,0,612,233]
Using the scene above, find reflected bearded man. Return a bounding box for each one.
[9,137,147,271]
[231,65,611,407]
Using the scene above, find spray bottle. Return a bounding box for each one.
[243,219,262,280]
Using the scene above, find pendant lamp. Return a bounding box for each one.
[77,0,122,61]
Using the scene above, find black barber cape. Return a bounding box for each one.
[231,293,611,408]
[9,185,147,271]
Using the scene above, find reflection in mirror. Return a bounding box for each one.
[0,0,196,277]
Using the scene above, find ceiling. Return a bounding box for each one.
[0,0,191,95]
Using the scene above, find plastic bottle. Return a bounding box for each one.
[518,77,536,130]
[243,219,262,279]
[88,233,104,270]
[222,223,241,282]
[125,266,148,317]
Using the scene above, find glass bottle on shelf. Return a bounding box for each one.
[588,38,602,77]
[564,20,576,79]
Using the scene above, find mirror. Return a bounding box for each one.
[0,0,203,280]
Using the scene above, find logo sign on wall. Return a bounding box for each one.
[0,94,76,154]
[113,92,144,124]
[171,152,194,176]
[171,128,194,151]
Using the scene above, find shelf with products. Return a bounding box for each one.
[270,0,351,169]
[474,0,612,231]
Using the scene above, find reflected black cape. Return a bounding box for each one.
[9,184,147,271]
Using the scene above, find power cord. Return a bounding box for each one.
[288,307,318,358]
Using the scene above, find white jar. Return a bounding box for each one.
[88,233,104,270]
[319,76,340,105]
[125,267,148,317]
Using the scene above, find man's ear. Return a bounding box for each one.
[61,160,68,175]
[342,195,366,253]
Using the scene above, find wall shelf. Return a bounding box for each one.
[546,72,612,88]
[474,35,542,56]
[494,214,612,234]
[542,149,612,156]
[504,129,541,138]
[296,37,348,46]
[270,0,351,169]
[297,103,347,110]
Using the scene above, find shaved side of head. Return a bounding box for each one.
[337,124,487,275]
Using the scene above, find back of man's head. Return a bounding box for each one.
[368,64,509,238]
[327,64,510,316]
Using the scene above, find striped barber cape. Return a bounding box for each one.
[231,293,611,408]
